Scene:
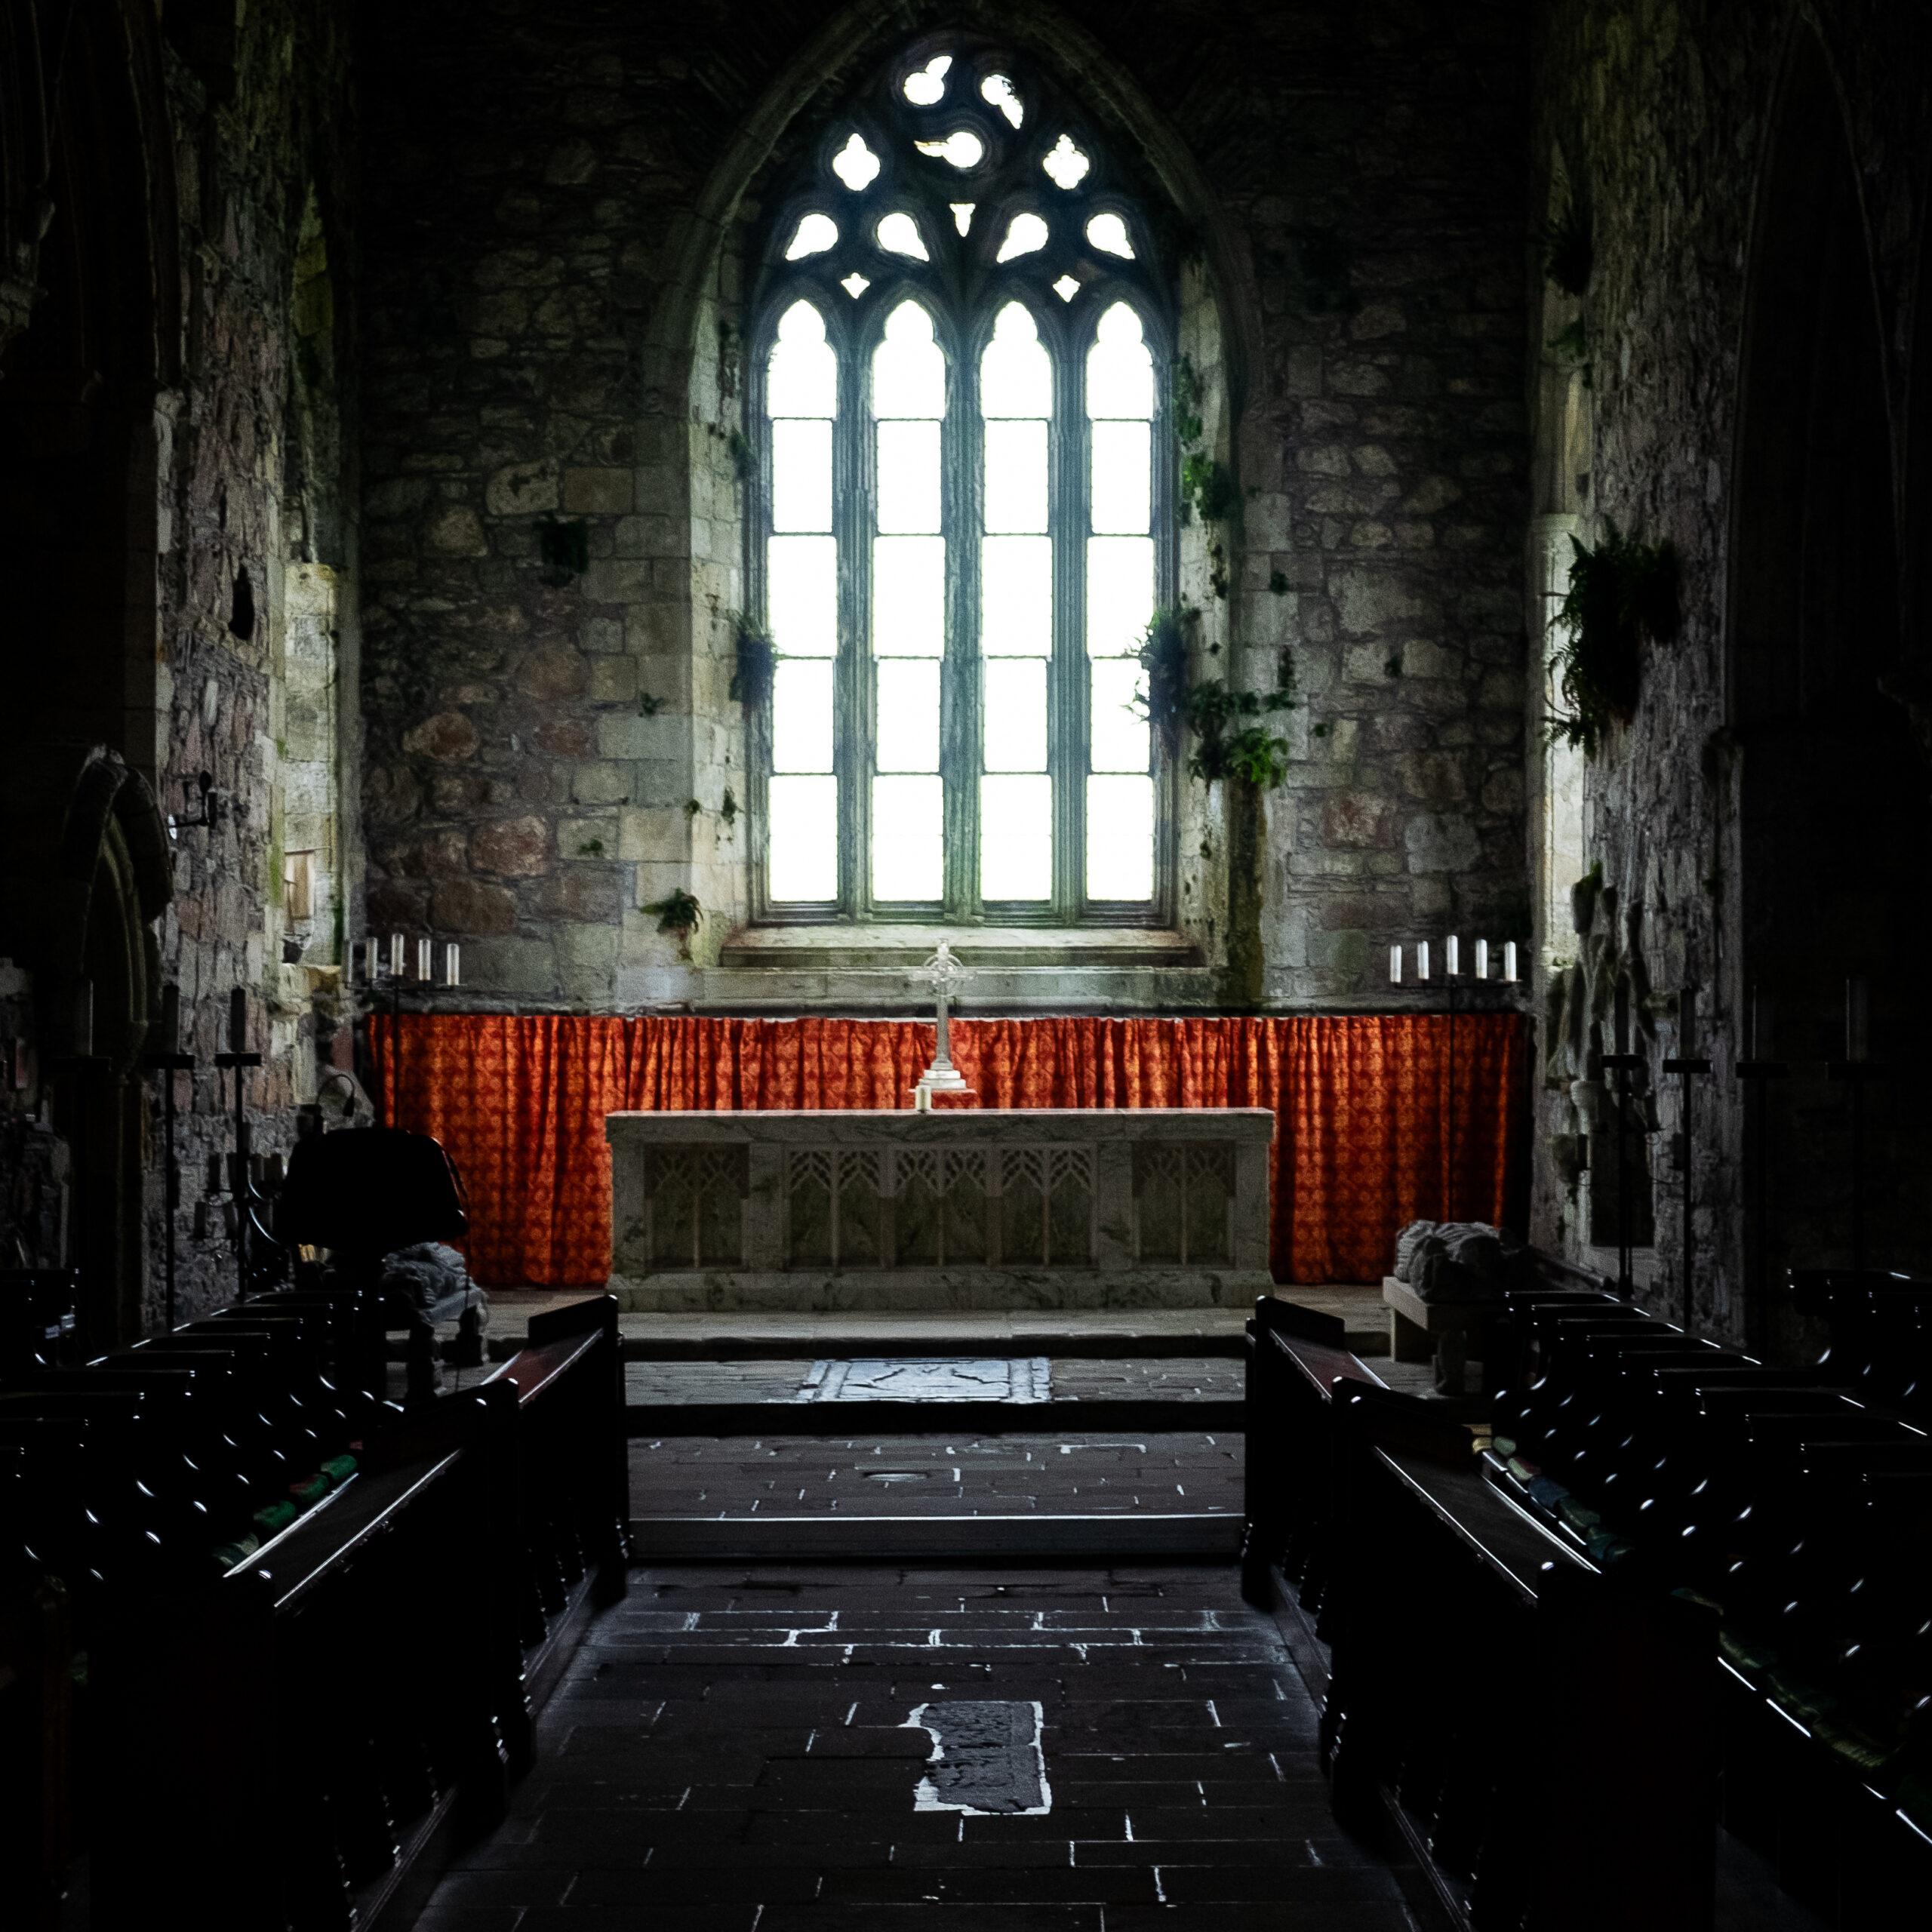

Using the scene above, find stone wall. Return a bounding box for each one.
[0,0,358,1335]
[1526,0,1932,1348]
[358,0,1533,1014]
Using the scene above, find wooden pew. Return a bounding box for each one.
[0,1277,630,1932]
[1242,1294,1719,1932]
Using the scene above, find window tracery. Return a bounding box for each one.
[749,38,1175,923]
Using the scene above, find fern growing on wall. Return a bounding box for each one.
[1547,521,1678,756]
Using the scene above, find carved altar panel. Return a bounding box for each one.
[607,1109,1273,1311]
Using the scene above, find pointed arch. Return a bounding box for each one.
[640,0,1262,424]
[1726,23,1927,1352]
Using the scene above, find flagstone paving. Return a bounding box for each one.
[415,1564,1424,1932]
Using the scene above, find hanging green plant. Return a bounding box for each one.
[1547,520,1679,757]
[1546,316,1592,389]
[1185,677,1297,790]
[642,888,703,937]
[1540,188,1593,297]
[1180,452,1235,525]
[727,611,774,706]
[1132,605,1195,756]
[1172,354,1204,449]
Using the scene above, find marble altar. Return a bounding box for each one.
[606,1108,1275,1312]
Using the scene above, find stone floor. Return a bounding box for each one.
[630,1432,1244,1523]
[414,1563,1427,1932]
[623,1358,1243,1407]
[484,1286,1394,1361]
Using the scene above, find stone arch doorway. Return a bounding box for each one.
[1727,26,1930,1353]
[50,753,172,1349]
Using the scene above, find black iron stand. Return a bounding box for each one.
[1446,971,1459,1220]
[1824,1060,1887,1276]
[51,1054,109,1349]
[140,1050,198,1333]
[214,1048,264,1301]
[1601,1051,1642,1297]
[1735,1057,1789,1355]
[1662,1054,1712,1333]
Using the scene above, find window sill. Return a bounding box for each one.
[618,924,1218,1015]
[718,924,1201,972]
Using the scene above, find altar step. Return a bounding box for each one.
[484,1292,1390,1361]
[624,1421,1246,1560]
[621,1354,1244,1435]
[625,1513,1244,1560]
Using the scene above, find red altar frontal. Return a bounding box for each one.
[367,1013,1527,1290]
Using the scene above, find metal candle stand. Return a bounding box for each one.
[1389,936,1521,1224]
[1596,1044,1647,1299]
[214,1043,266,1303]
[1825,1059,1887,1276]
[1662,1047,1712,1333]
[140,1045,198,1332]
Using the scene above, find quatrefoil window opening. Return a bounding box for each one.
[749,39,1176,926]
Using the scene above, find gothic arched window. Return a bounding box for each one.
[749,40,1174,924]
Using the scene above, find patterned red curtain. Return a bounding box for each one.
[368,1013,1526,1289]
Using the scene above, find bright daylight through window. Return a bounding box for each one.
[752,41,1172,922]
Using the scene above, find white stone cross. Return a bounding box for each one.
[909,940,971,1094]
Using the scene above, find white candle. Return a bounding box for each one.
[417,937,432,982]
[1475,939,1489,980]
[1446,934,1460,977]
[1503,941,1518,982]
[389,932,405,978]
[445,942,461,988]
[229,986,247,1055]
[1417,940,1431,981]
[1389,945,1402,985]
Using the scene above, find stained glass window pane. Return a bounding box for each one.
[771,418,832,532]
[771,660,834,773]
[1086,537,1153,657]
[982,775,1051,900]
[984,420,1047,534]
[1087,775,1153,900]
[982,536,1051,655]
[769,776,837,900]
[1090,420,1149,534]
[1089,659,1149,773]
[768,301,836,417]
[877,420,941,532]
[768,535,837,656]
[876,659,940,771]
[872,536,944,657]
[983,658,1047,771]
[873,775,942,900]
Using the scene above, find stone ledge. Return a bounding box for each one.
[718,924,1205,971]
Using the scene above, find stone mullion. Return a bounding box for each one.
[943,322,980,920]
[841,334,871,920]
[1055,328,1088,921]
[746,346,775,922]
[1149,345,1179,930]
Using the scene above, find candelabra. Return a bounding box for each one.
[139,982,195,1332]
[1388,936,1520,1222]
[1824,977,1885,1277]
[1662,986,1711,1333]
[352,933,463,1124]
